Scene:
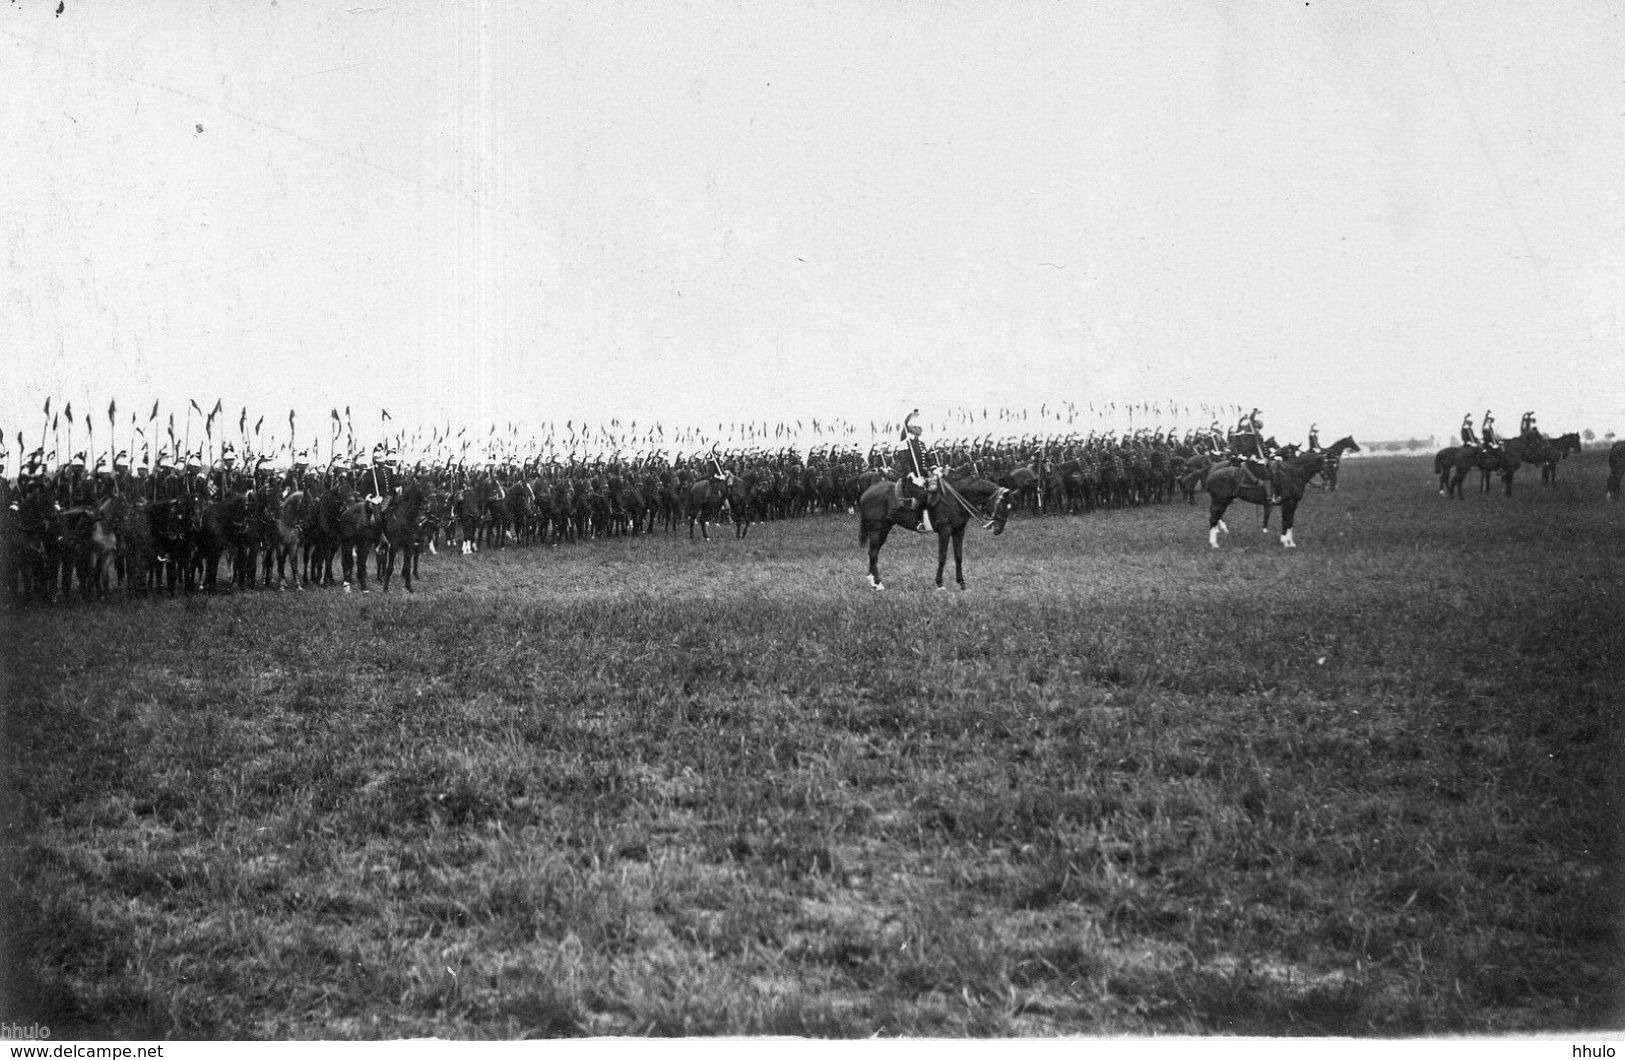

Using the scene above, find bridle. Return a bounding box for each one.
[939,479,1010,531]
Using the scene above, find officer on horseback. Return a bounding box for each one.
[1481,410,1499,450]
[707,443,730,485]
[1460,413,1479,447]
[1228,410,1281,503]
[1307,423,1321,453]
[898,409,939,533]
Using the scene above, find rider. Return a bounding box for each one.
[898,409,939,533]
[1229,410,1280,503]
[1522,410,1541,440]
[1460,413,1478,447]
[1307,423,1321,453]
[1481,410,1499,450]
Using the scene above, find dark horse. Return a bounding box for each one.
[339,498,385,592]
[1531,432,1582,485]
[1607,441,1625,500]
[1444,434,1534,499]
[686,477,739,541]
[1205,451,1326,549]
[377,480,427,593]
[857,476,1013,590]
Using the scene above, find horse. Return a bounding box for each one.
[377,480,426,592]
[305,482,350,586]
[1530,432,1582,485]
[1607,441,1625,500]
[271,490,311,589]
[338,497,385,592]
[143,498,191,595]
[193,491,255,592]
[4,489,58,601]
[1314,436,1360,491]
[1204,451,1326,549]
[1177,453,1219,503]
[999,462,1042,515]
[87,495,126,597]
[857,475,1013,591]
[686,477,733,541]
[1433,446,1462,495]
[52,504,102,599]
[1445,435,1532,499]
[725,471,761,539]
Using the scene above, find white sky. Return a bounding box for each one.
[4,0,1623,459]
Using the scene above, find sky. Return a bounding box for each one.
[4,0,1623,462]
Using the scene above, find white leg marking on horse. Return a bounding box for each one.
[1209,527,1220,549]
[1218,520,1229,534]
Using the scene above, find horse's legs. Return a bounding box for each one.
[1208,498,1232,548]
[934,527,950,588]
[867,523,888,590]
[1280,500,1298,548]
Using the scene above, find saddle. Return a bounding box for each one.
[891,477,938,532]
[1235,460,1280,499]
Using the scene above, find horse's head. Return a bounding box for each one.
[981,484,1015,535]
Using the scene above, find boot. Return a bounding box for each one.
[919,508,933,534]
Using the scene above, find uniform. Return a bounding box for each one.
[898,409,938,533]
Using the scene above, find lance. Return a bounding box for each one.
[64,402,74,473]
[185,399,199,476]
[85,403,96,492]
[204,407,220,497]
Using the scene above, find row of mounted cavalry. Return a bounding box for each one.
[12,427,1604,603]
[4,430,1316,600]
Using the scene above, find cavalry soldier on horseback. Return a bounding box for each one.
[1481,410,1500,450]
[1307,424,1321,453]
[152,451,183,501]
[60,452,93,508]
[896,409,940,533]
[707,443,731,485]
[1228,411,1281,503]
[1460,413,1479,447]
[1521,411,1540,440]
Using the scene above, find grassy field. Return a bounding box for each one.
[2,452,1621,1038]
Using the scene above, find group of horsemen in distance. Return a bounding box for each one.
[1437,409,1584,497]
[3,400,1367,598]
